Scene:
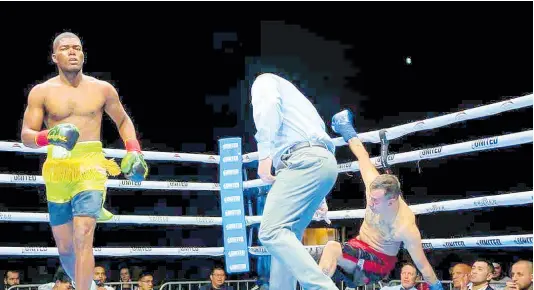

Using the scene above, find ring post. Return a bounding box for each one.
[218,137,250,274]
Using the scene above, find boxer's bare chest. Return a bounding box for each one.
[358,198,414,255]
[44,83,106,122]
[365,200,413,240]
[364,210,398,241]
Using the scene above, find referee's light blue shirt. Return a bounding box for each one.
[251,73,335,169]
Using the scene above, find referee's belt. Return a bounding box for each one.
[286,141,328,154]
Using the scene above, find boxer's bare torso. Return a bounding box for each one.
[29,75,112,142]
[357,193,416,256]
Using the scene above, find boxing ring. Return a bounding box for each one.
[0,94,532,286]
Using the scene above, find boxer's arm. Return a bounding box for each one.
[347,137,380,189]
[21,85,46,148]
[251,74,283,161]
[103,82,140,151]
[401,224,439,285]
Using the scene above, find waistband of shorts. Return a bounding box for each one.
[347,238,398,263]
[46,141,103,157]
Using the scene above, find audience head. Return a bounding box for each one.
[400,263,418,289]
[119,266,131,282]
[210,266,227,288]
[492,262,506,280]
[450,263,472,288]
[3,270,20,287]
[510,260,533,290]
[93,265,107,285]
[138,272,154,290]
[53,267,72,290]
[470,259,495,286]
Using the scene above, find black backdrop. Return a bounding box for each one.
[0,2,531,284]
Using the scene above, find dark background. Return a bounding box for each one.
[0,2,531,284]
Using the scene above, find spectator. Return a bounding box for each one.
[93,265,114,290]
[469,260,495,290]
[505,260,532,290]
[451,263,472,290]
[38,267,72,290]
[3,270,20,290]
[137,273,153,290]
[199,266,233,290]
[492,262,512,290]
[119,267,133,289]
[379,263,418,290]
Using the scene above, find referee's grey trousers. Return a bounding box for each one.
[258,146,339,290]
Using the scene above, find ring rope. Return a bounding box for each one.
[0,130,530,190]
[313,190,533,222]
[337,130,532,173]
[331,94,533,146]
[0,95,530,164]
[2,234,531,257]
[0,174,221,191]
[0,142,220,164]
[243,94,533,162]
[236,130,533,188]
[0,191,530,226]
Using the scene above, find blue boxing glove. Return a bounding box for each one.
[331,109,358,142]
[429,280,444,290]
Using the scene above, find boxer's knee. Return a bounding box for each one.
[318,241,342,278]
[320,241,343,264]
[325,241,342,255]
[324,241,341,254]
[51,222,74,252]
[73,216,96,251]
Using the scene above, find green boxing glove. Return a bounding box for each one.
[35,123,80,150]
[121,139,148,182]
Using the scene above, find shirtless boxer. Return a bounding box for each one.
[317,109,443,290]
[20,32,148,290]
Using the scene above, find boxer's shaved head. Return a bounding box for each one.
[51,31,84,73]
[53,32,82,52]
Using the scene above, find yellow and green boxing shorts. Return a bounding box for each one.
[42,141,121,226]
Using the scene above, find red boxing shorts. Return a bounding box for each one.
[333,238,397,287]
